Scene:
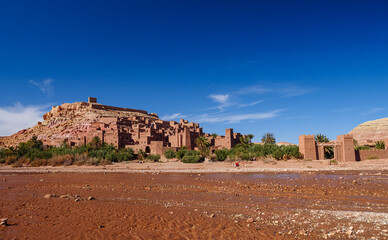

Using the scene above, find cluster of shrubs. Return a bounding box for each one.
[164,143,302,163]
[217,143,302,161]
[164,147,204,163]
[0,136,136,167]
[355,141,385,151]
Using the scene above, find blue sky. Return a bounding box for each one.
[0,0,387,143]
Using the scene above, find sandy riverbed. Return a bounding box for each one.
[1,160,388,239]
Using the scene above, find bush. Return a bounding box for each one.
[215,149,228,161]
[182,155,204,163]
[137,150,147,160]
[147,154,161,162]
[164,149,176,159]
[116,148,134,161]
[375,141,385,150]
[5,155,18,165]
[29,158,48,167]
[355,145,371,150]
[175,147,188,160]
[367,155,378,160]
[49,154,74,166]
[272,150,283,160]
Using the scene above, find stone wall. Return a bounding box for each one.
[356,149,388,161]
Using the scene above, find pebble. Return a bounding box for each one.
[88,196,95,201]
[246,218,254,223]
[0,218,8,226]
[44,194,54,199]
[74,198,81,202]
[209,214,215,218]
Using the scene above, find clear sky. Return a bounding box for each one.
[0,0,387,143]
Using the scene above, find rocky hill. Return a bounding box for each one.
[349,117,388,145]
[0,100,158,147]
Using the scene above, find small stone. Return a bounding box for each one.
[74,198,81,202]
[352,180,357,184]
[169,211,173,215]
[98,225,104,228]
[288,230,293,235]
[0,218,8,226]
[144,186,151,190]
[246,218,254,223]
[44,194,54,199]
[88,196,95,201]
[59,195,69,199]
[2,178,6,181]
[347,229,353,235]
[247,224,251,227]
[40,179,44,182]
[209,214,215,218]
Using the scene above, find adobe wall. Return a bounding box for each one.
[89,103,148,115]
[356,149,388,161]
[299,134,357,161]
[299,135,317,159]
[336,134,355,162]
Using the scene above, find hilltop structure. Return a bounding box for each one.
[0,97,243,154]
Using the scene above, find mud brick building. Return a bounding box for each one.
[0,97,243,155]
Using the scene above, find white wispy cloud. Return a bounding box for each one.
[0,103,48,136]
[209,93,230,111]
[192,109,283,124]
[362,107,385,116]
[207,84,314,111]
[239,100,263,108]
[29,79,54,95]
[160,113,187,121]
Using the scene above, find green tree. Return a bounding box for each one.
[210,133,218,138]
[215,148,228,161]
[261,133,276,144]
[246,134,254,144]
[195,136,210,157]
[315,134,329,143]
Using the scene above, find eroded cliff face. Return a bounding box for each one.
[0,102,157,147]
[349,117,388,145]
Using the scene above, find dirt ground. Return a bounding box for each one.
[1,166,387,239]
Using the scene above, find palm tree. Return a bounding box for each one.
[246,134,254,144]
[314,134,333,159]
[90,136,102,149]
[315,133,329,143]
[195,136,210,157]
[261,133,276,144]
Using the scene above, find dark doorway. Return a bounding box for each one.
[324,146,334,159]
[145,146,151,153]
